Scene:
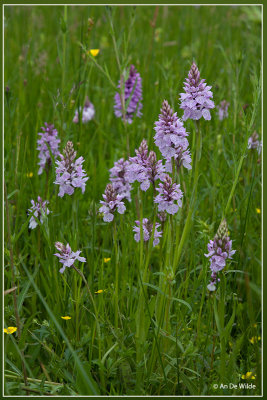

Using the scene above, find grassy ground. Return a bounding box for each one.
[4,5,262,396]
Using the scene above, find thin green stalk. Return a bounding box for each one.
[107,10,122,73]
[136,203,159,391]
[156,216,172,328]
[193,121,201,188]
[72,196,79,245]
[223,71,261,220]
[218,274,226,381]
[60,6,68,135]
[135,189,144,391]
[147,282,168,381]
[164,281,172,335]
[72,264,105,390]
[107,8,131,141]
[143,208,158,282]
[173,121,201,273]
[136,257,168,391]
[173,205,193,274]
[196,264,208,339]
[4,180,28,390]
[44,167,50,199]
[149,214,174,375]
[98,260,104,314]
[139,190,144,274]
[223,149,250,219]
[113,222,119,329]
[61,6,68,98]
[5,374,63,387]
[210,296,216,373]
[75,272,81,342]
[123,7,137,62]
[72,265,98,321]
[118,214,127,305]
[87,54,117,89]
[21,262,99,395]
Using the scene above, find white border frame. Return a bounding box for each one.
[2,3,263,398]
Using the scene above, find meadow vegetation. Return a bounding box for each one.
[4,5,262,396]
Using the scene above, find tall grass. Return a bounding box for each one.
[4,5,261,396]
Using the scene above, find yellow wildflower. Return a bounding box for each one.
[95,289,104,294]
[104,258,111,263]
[4,327,17,334]
[256,208,261,214]
[241,372,256,380]
[26,172,33,178]
[61,316,71,320]
[89,49,100,57]
[249,336,261,344]
[154,27,162,42]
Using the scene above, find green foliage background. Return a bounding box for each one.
[4,5,261,396]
